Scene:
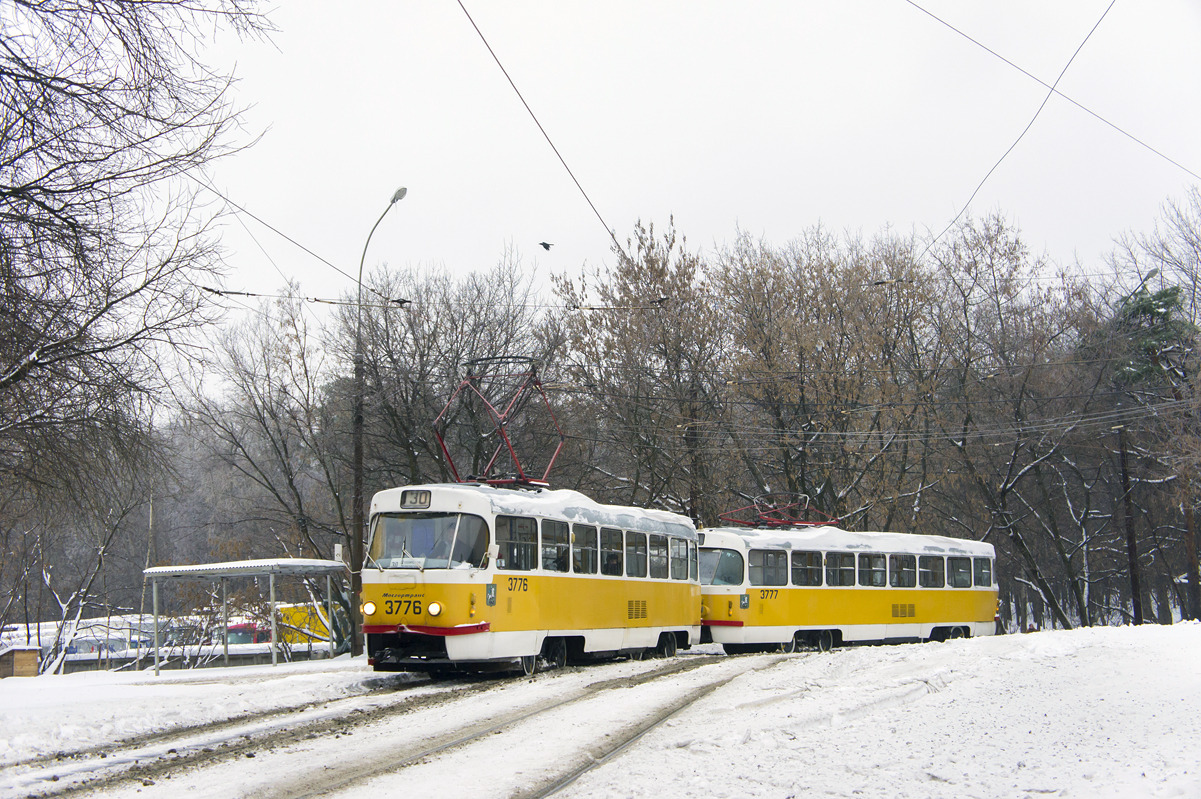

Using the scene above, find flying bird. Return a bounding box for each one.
[539,242,553,250]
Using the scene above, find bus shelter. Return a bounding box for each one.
[143,558,345,676]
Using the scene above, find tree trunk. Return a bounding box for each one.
[1185,494,1201,621]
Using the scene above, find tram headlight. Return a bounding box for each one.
[362,601,377,617]
[427,601,443,617]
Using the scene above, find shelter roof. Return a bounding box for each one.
[143,558,344,580]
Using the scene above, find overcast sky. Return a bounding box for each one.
[203,1,1201,307]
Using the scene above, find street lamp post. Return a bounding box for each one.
[351,186,406,657]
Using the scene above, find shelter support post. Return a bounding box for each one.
[270,572,278,666]
[152,578,160,677]
[325,574,332,658]
[222,578,229,667]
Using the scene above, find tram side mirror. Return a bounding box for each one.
[485,544,500,566]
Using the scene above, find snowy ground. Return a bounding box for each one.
[1,624,1198,798]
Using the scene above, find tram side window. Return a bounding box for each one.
[572,524,598,574]
[825,552,856,586]
[749,550,788,586]
[626,532,648,578]
[496,515,537,571]
[689,540,699,581]
[670,537,689,580]
[918,555,945,588]
[858,553,886,587]
[791,551,823,586]
[974,557,993,587]
[889,554,917,587]
[948,557,972,587]
[541,520,570,573]
[600,527,624,576]
[648,534,669,578]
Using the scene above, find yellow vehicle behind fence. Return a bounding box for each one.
[278,604,330,645]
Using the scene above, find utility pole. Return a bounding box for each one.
[1117,426,1144,625]
[1184,472,1201,620]
[137,492,155,670]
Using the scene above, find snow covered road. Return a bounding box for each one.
[2,624,1198,798]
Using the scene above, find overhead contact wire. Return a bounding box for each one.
[190,171,404,306]
[919,0,1118,263]
[904,0,1201,185]
[456,0,632,264]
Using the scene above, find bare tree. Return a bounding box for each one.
[342,257,555,488]
[0,1,269,625]
[922,214,1127,629]
[188,292,346,560]
[711,227,938,527]
[553,221,726,522]
[1108,189,1201,620]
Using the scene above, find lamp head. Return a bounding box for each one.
[390,187,408,203]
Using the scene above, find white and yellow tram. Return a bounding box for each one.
[698,526,998,653]
[361,483,701,674]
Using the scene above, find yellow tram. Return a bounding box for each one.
[698,526,998,653]
[360,482,701,674]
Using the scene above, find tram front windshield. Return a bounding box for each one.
[368,512,488,569]
[699,547,745,586]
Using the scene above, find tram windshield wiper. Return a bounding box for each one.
[401,544,424,572]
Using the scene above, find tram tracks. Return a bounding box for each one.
[267,653,789,799]
[515,678,729,799]
[517,653,798,799]
[266,654,735,799]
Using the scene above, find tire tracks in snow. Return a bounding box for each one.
[514,671,758,799]
[2,672,425,774]
[1,673,489,798]
[266,654,733,799]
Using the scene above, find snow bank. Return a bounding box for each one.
[2,624,1198,798]
[567,623,1201,798]
[0,656,375,766]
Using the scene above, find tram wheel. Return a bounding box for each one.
[542,637,567,670]
[656,633,679,658]
[949,626,965,640]
[628,648,646,661]
[519,654,537,676]
[816,629,835,653]
[777,633,799,654]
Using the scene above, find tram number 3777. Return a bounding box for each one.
[758,589,779,599]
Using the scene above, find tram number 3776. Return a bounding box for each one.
[507,577,529,592]
[385,599,423,615]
